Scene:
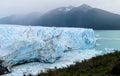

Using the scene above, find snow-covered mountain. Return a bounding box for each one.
[54,6,73,12]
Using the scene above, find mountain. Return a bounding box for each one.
[37,4,120,30]
[1,4,120,29]
[0,12,42,25]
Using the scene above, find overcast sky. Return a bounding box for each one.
[0,0,120,18]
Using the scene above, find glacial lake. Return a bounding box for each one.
[95,30,120,51]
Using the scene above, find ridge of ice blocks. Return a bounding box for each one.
[0,25,96,69]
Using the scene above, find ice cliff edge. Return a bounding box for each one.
[0,25,96,70]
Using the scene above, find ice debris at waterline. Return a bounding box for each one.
[0,25,95,71]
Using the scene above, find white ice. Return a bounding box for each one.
[3,49,102,76]
[0,24,96,76]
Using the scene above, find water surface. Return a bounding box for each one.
[95,30,120,51]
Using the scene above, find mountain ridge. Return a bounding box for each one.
[0,4,120,30]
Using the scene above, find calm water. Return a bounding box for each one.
[95,30,120,51]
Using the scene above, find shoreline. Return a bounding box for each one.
[33,51,120,76]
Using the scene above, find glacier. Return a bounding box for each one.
[0,25,96,71]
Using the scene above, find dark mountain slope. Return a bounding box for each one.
[0,12,42,25]
[37,4,120,29]
[0,4,120,29]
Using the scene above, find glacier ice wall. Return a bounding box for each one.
[0,25,95,69]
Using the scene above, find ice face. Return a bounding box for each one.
[0,25,95,69]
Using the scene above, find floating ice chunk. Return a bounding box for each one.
[0,25,95,70]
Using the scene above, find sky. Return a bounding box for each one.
[0,0,120,18]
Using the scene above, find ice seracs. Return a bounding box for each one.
[0,25,96,71]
